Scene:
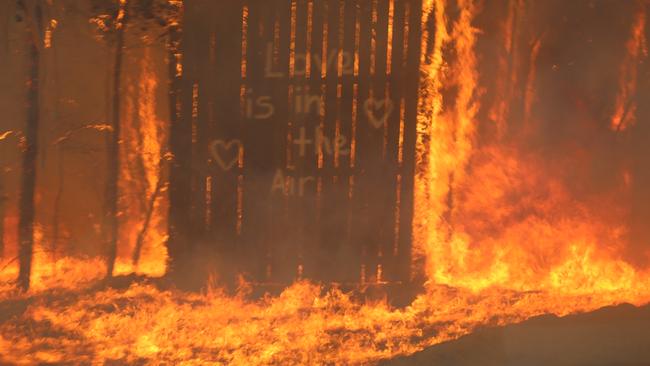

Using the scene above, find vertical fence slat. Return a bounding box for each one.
[368,0,392,283]
[288,0,311,280]
[350,0,374,283]
[193,1,210,248]
[206,0,245,281]
[268,0,295,283]
[240,0,275,280]
[399,0,423,284]
[167,0,198,278]
[384,0,406,282]
[302,0,325,279]
[337,0,360,283]
[315,0,345,281]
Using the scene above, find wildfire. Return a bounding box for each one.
[1,1,650,365]
[611,4,646,132]
[116,48,168,277]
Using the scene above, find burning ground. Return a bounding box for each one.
[1,259,650,364]
[2,0,650,364]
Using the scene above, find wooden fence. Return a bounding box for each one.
[174,0,423,286]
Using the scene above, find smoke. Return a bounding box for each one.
[471,0,650,267]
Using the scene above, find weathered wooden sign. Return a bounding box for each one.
[174,0,423,286]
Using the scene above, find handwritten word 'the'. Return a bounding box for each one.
[265,43,354,78]
[293,126,349,158]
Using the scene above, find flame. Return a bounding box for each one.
[2,2,650,365]
[413,0,650,303]
[414,0,478,278]
[116,48,167,277]
[44,19,57,49]
[610,5,646,132]
[0,131,14,141]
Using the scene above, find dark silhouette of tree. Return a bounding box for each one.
[15,0,44,291]
[104,0,128,279]
[87,0,130,279]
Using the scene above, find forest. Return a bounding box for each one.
[1,0,650,364]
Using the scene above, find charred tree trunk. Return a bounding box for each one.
[132,168,164,266]
[104,2,128,278]
[166,22,192,282]
[17,0,42,291]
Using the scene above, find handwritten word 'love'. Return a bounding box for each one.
[265,43,353,78]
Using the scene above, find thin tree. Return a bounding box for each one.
[103,0,128,278]
[16,0,44,291]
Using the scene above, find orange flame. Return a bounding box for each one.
[2,2,650,365]
[611,6,646,132]
[116,48,167,277]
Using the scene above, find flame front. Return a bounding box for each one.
[2,1,650,365]
[115,48,168,277]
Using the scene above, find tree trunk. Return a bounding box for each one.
[17,0,43,291]
[132,170,164,266]
[104,2,128,278]
[166,23,192,282]
[51,144,64,258]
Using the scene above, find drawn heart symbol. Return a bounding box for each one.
[209,139,242,171]
[364,98,394,129]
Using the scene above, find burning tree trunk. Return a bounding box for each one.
[132,165,164,267]
[17,0,43,291]
[104,0,128,278]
